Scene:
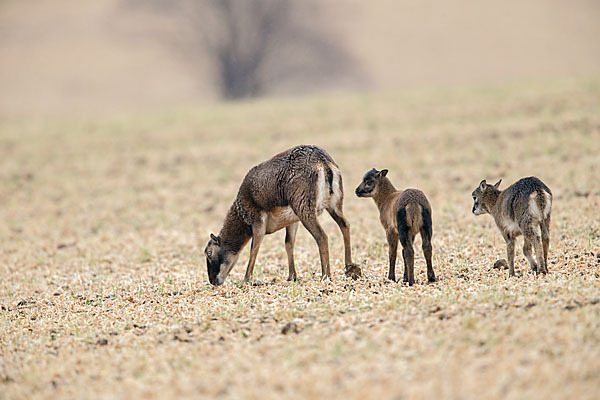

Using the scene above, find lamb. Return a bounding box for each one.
[471,177,552,276]
[204,145,358,285]
[355,168,436,285]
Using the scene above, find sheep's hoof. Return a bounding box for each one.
[345,263,362,280]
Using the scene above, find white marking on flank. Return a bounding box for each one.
[330,168,342,209]
[543,191,552,217]
[529,192,543,220]
[315,167,328,214]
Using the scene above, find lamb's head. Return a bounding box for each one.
[355,168,388,198]
[472,179,502,216]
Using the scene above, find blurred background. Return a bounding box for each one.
[2,0,599,117]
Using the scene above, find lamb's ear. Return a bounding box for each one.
[479,180,487,191]
[210,233,221,245]
[380,169,388,177]
[493,179,502,189]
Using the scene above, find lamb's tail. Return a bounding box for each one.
[538,189,552,219]
[405,202,423,231]
[398,202,423,243]
[531,189,552,221]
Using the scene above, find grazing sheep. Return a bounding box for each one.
[204,145,358,285]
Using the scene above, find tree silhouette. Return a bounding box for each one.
[125,0,360,99]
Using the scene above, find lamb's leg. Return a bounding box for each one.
[541,218,550,273]
[401,239,415,285]
[523,238,537,273]
[532,234,546,274]
[504,233,516,277]
[421,229,436,283]
[398,207,414,284]
[386,231,398,282]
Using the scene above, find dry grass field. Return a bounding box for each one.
[1,78,600,399]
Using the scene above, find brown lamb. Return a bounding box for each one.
[355,168,436,285]
[472,176,552,276]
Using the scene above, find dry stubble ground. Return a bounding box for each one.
[1,78,600,399]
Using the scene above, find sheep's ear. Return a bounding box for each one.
[479,180,487,191]
[380,169,388,177]
[210,233,221,245]
[493,179,502,189]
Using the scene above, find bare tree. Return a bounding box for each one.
[201,0,290,98]
[123,0,360,99]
